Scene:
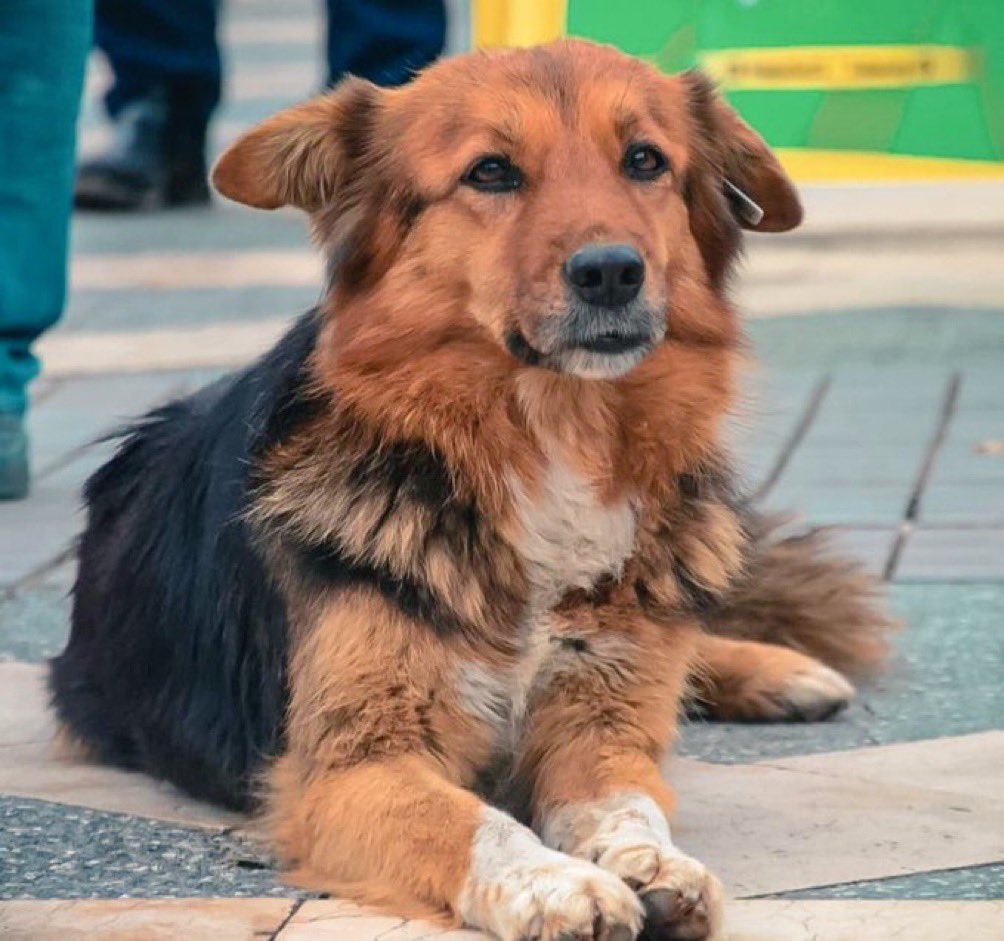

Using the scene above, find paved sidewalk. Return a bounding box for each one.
[1,1,1003,937]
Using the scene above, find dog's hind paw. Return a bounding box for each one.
[774,661,855,722]
[692,636,855,723]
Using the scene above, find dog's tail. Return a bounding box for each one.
[706,511,901,678]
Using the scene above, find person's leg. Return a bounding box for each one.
[76,0,221,209]
[97,0,221,132]
[0,0,91,498]
[325,0,445,87]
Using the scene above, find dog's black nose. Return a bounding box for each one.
[563,243,645,307]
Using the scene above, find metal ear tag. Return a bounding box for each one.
[723,179,764,227]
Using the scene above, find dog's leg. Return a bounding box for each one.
[522,605,724,941]
[269,589,642,940]
[689,633,855,722]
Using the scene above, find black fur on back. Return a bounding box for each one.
[49,312,323,810]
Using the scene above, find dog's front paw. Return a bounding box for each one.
[638,855,723,941]
[460,810,644,941]
[597,843,722,941]
[499,854,644,941]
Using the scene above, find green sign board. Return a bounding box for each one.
[568,0,1004,179]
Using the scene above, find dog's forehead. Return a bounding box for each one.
[393,41,690,156]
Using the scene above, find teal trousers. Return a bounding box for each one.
[0,0,91,415]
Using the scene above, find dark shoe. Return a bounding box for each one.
[0,413,29,500]
[75,93,210,211]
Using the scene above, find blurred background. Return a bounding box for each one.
[4,1,1002,591]
[48,0,1004,364]
[3,0,1002,583]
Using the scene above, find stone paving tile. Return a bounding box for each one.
[0,587,69,663]
[277,900,478,941]
[897,527,1004,579]
[71,249,319,291]
[29,372,194,476]
[71,204,310,256]
[680,582,1003,763]
[4,898,1002,941]
[729,367,822,482]
[822,527,896,577]
[762,369,947,525]
[64,284,319,333]
[0,448,110,586]
[37,320,291,377]
[770,862,1004,901]
[0,797,286,901]
[758,731,1004,802]
[26,558,77,591]
[716,899,1004,940]
[765,481,911,527]
[768,440,929,481]
[918,482,1004,526]
[0,664,242,830]
[668,758,1004,898]
[919,368,1004,526]
[747,309,1004,370]
[84,49,317,104]
[255,899,1004,940]
[3,899,1004,941]
[0,898,294,939]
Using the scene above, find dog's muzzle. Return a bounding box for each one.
[507,299,666,379]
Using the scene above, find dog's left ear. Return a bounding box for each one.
[212,78,381,212]
[681,70,802,233]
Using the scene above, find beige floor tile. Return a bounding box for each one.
[669,758,1004,897]
[275,899,1004,941]
[4,900,1001,941]
[756,732,1004,802]
[723,899,1004,940]
[0,899,294,941]
[277,900,483,940]
[0,664,244,830]
[0,663,54,747]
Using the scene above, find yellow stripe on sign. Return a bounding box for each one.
[473,0,566,48]
[700,45,974,91]
[776,149,1004,183]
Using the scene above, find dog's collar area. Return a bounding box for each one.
[723,179,764,227]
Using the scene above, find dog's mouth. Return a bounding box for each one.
[575,329,651,355]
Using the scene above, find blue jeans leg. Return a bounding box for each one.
[96,0,221,136]
[325,0,446,87]
[0,0,92,416]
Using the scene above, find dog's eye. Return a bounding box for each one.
[462,155,523,193]
[623,143,670,181]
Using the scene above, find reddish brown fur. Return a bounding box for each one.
[211,39,895,937]
[268,589,494,912]
[521,589,695,819]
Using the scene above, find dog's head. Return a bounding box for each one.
[214,40,800,380]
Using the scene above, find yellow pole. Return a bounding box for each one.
[473,0,567,48]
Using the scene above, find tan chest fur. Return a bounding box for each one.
[510,455,637,611]
[457,453,637,745]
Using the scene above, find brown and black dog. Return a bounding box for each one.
[51,40,897,941]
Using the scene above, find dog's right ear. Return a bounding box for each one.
[212,78,381,212]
